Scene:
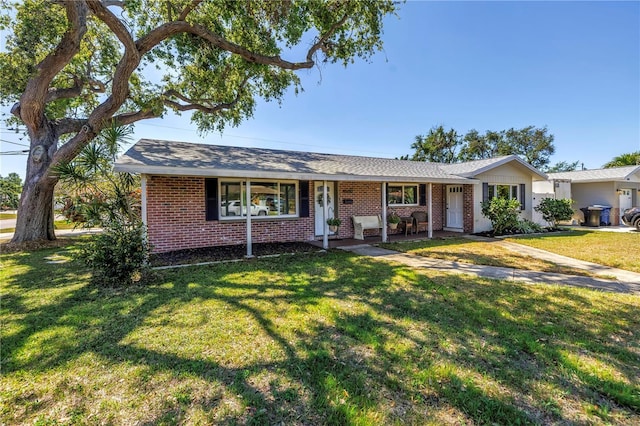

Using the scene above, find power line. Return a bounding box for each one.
[0,150,28,155]
[0,138,29,147]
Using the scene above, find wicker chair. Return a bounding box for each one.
[411,211,428,234]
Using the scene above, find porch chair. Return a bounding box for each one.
[411,211,428,235]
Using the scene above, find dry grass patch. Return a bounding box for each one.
[2,241,639,425]
[382,237,602,277]
[505,230,640,273]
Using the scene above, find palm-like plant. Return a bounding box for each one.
[603,151,640,168]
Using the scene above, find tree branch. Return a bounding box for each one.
[163,77,249,114]
[111,109,159,126]
[137,21,315,70]
[55,118,87,136]
[19,1,88,132]
[178,0,203,21]
[306,13,350,62]
[87,0,137,52]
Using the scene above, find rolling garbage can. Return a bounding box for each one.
[592,205,612,225]
[580,207,602,227]
[587,206,602,227]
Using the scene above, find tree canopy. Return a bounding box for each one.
[544,160,580,173]
[0,0,399,242]
[602,151,640,168]
[403,125,555,169]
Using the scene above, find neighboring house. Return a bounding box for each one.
[114,139,547,254]
[533,166,640,225]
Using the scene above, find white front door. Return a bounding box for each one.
[619,188,632,211]
[315,182,336,236]
[446,185,464,229]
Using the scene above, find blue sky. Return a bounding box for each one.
[1,0,639,179]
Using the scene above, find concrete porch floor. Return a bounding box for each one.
[309,230,464,249]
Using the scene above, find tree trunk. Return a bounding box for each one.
[11,131,59,243]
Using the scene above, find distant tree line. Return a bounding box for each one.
[402,125,639,172]
[0,173,23,210]
[400,125,555,170]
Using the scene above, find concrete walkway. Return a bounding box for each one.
[339,244,640,295]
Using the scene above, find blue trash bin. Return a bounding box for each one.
[592,205,612,225]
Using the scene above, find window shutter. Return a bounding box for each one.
[520,183,526,210]
[482,182,489,202]
[205,178,218,221]
[385,183,389,206]
[299,180,309,217]
[419,184,427,206]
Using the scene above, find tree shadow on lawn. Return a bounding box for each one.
[2,248,639,424]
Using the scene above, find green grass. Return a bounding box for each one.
[382,237,605,277]
[505,230,640,273]
[2,242,639,425]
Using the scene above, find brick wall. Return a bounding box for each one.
[463,184,474,233]
[146,176,450,253]
[146,176,315,253]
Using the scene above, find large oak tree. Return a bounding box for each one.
[1,0,397,242]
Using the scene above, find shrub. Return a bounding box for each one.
[534,198,574,229]
[80,220,150,287]
[514,218,545,234]
[481,198,521,235]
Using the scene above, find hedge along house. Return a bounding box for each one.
[114,139,547,255]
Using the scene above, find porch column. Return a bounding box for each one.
[140,174,148,228]
[246,180,253,258]
[381,182,388,243]
[428,183,433,239]
[322,180,329,249]
[140,174,148,262]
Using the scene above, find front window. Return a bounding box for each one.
[220,180,298,218]
[388,184,418,206]
[487,184,519,201]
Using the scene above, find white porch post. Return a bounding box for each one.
[381,182,388,243]
[140,174,148,228]
[428,183,433,239]
[322,181,329,249]
[245,180,253,258]
[140,174,149,264]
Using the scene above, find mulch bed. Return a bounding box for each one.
[150,241,324,267]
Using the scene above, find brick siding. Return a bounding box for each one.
[146,176,450,252]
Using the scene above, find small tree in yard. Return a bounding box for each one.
[534,198,573,230]
[481,198,522,236]
[55,124,149,287]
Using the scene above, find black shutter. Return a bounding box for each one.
[419,184,427,206]
[520,183,526,210]
[482,182,489,202]
[385,183,389,206]
[299,180,309,217]
[205,178,218,221]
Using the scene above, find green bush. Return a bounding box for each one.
[481,198,522,236]
[80,220,150,287]
[534,198,574,229]
[513,218,545,234]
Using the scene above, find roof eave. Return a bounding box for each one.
[114,163,476,184]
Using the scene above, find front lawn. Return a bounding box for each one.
[505,230,640,273]
[2,242,639,425]
[382,237,601,277]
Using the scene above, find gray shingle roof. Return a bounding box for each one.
[114,139,472,183]
[439,155,548,180]
[547,165,640,182]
